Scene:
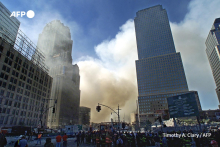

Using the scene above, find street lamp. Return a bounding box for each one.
[96,103,121,130]
[39,98,57,129]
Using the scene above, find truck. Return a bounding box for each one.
[11,126,31,136]
[64,125,80,137]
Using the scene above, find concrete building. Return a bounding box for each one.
[134,5,189,123]
[205,18,220,108]
[37,20,80,128]
[79,106,91,125]
[0,2,20,43]
[0,12,52,127]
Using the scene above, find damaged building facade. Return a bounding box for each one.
[37,20,80,128]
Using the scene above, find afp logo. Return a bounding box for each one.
[10,10,35,18]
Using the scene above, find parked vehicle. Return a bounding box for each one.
[11,126,31,136]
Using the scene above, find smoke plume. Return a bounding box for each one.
[76,20,138,123]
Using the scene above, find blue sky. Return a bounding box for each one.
[2,0,220,122]
[2,0,191,59]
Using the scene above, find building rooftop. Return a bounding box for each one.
[214,18,220,24]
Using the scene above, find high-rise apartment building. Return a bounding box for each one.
[205,18,220,108]
[0,2,20,43]
[37,20,80,128]
[134,5,189,123]
[0,2,52,127]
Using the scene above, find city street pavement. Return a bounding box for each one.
[6,137,99,147]
[6,136,157,147]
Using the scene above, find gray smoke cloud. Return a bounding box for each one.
[76,20,138,123]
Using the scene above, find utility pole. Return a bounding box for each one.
[116,104,121,130]
[38,99,57,133]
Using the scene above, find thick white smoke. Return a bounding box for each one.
[76,20,138,123]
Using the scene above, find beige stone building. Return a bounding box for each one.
[37,20,80,128]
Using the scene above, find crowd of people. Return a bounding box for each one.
[75,129,220,147]
[1,127,220,147]
[12,133,68,147]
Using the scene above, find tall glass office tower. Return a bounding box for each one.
[205,18,220,108]
[0,2,20,43]
[134,5,189,120]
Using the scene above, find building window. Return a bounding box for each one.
[0,90,4,95]
[4,116,8,124]
[14,102,17,107]
[10,117,14,125]
[6,108,10,114]
[15,57,22,65]
[0,73,9,80]
[4,58,12,66]
[8,101,12,106]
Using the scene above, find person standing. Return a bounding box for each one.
[18,136,28,147]
[116,136,123,147]
[30,131,33,141]
[25,130,27,136]
[27,132,30,141]
[14,136,22,147]
[36,133,42,145]
[76,132,80,147]
[44,138,54,147]
[81,131,84,144]
[153,134,161,147]
[162,136,168,147]
[56,134,62,147]
[0,128,7,147]
[62,133,68,147]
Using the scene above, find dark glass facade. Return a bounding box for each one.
[0,2,20,43]
[134,5,189,115]
[205,18,220,107]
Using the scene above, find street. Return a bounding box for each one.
[5,137,98,147]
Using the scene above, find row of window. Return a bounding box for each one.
[0,71,51,95]
[0,115,46,125]
[1,50,51,84]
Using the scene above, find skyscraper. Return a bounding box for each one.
[205,18,220,108]
[134,5,189,123]
[0,2,20,43]
[37,20,80,128]
[0,2,52,127]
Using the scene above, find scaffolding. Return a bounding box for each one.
[0,23,49,73]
